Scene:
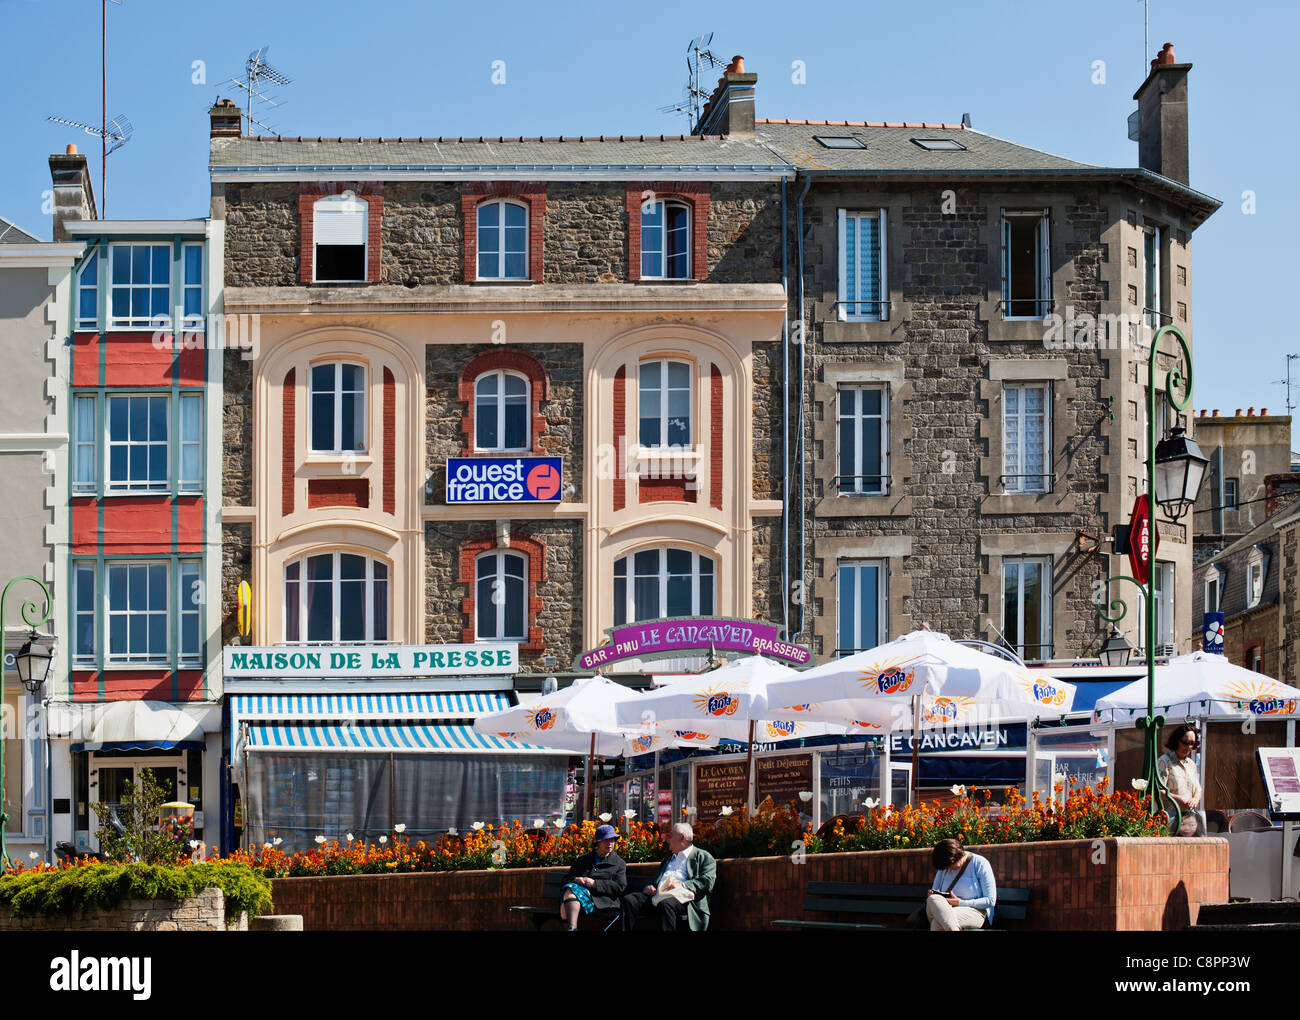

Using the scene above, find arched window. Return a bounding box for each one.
[476,550,527,640]
[613,547,714,626]
[474,370,530,451]
[477,199,528,280]
[310,361,366,453]
[313,193,369,282]
[638,359,692,448]
[284,552,389,642]
[641,199,690,279]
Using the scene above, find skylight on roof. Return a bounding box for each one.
[911,137,966,151]
[814,135,866,149]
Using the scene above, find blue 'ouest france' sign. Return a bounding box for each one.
[446,457,563,504]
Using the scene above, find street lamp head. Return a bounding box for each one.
[1153,426,1209,522]
[15,631,54,694]
[1100,627,1133,667]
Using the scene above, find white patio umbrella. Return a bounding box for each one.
[1093,651,1300,723]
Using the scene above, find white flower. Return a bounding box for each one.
[379,836,388,844]
[188,840,200,850]
[262,842,272,850]
[798,790,813,803]
[532,818,545,828]
[272,837,283,846]
[346,832,354,842]
[554,819,565,829]
[684,805,698,817]
[394,823,406,834]
[447,828,458,836]
[28,852,38,860]
[598,813,612,823]
[950,785,966,796]
[720,806,734,816]
[622,808,636,818]
[314,835,327,845]
[471,821,485,831]
[1053,773,1067,786]
[1131,778,1148,791]
[864,797,880,809]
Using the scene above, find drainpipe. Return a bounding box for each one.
[791,175,812,644]
[780,177,789,633]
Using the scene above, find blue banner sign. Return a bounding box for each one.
[1202,612,1225,654]
[446,457,563,504]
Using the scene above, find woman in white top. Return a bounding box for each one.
[1157,724,1204,836]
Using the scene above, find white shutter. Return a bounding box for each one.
[314,196,367,244]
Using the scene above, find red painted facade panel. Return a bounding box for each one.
[101,498,180,553]
[178,343,206,386]
[102,332,175,388]
[72,332,100,387]
[175,496,204,552]
[72,671,206,702]
[71,499,99,554]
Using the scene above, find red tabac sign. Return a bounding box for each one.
[1127,495,1160,585]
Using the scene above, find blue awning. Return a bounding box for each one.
[72,739,207,753]
[229,692,510,720]
[243,722,569,755]
[1067,681,1134,715]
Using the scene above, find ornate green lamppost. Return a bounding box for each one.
[0,576,54,865]
[1096,325,1208,825]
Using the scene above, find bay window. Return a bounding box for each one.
[109,242,170,327]
[77,249,99,329]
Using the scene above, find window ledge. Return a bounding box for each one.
[472,279,535,285]
[100,489,201,499]
[820,319,904,344]
[815,492,912,518]
[979,491,1077,515]
[305,454,373,466]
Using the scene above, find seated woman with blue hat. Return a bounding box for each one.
[560,823,628,931]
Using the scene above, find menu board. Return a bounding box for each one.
[756,753,814,808]
[695,761,749,820]
[1255,747,1300,820]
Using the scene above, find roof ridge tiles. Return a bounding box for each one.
[755,118,966,129]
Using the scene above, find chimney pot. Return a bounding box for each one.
[1262,407,1269,415]
[1134,43,1191,185]
[731,55,745,73]
[1158,42,1176,64]
[65,144,77,155]
[1248,407,1255,416]
[1212,409,1219,416]
[1236,409,1243,416]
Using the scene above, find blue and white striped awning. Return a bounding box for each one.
[229,692,510,720]
[243,723,567,755]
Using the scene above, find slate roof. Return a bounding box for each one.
[1191,498,1300,621]
[0,216,41,243]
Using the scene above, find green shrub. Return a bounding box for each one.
[0,862,272,920]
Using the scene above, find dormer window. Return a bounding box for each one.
[1246,547,1269,610]
[313,193,368,282]
[1203,567,1222,615]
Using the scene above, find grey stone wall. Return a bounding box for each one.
[543,183,625,283]
[223,183,299,287]
[424,518,583,672]
[380,183,462,285]
[425,342,584,503]
[0,888,246,931]
[751,518,785,626]
[707,182,783,283]
[223,350,253,506]
[221,523,252,646]
[751,339,782,502]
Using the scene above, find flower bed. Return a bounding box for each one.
[213,782,1165,878]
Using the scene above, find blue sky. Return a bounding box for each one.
[1,0,1295,426]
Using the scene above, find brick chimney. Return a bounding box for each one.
[1133,42,1191,185]
[48,144,97,242]
[209,98,243,138]
[694,56,757,136]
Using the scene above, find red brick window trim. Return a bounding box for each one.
[460,183,546,283]
[710,363,723,510]
[457,534,546,652]
[282,368,296,515]
[382,368,396,515]
[457,348,548,455]
[299,182,384,285]
[626,181,710,282]
[613,366,627,510]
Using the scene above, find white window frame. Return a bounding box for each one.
[1000,209,1051,319]
[1003,556,1053,661]
[1223,478,1238,510]
[308,361,367,455]
[77,248,99,330]
[640,199,692,280]
[475,550,527,641]
[613,548,715,625]
[1002,382,1052,494]
[1246,551,1268,610]
[106,394,171,493]
[182,242,204,326]
[312,193,369,284]
[283,552,390,644]
[476,198,529,281]
[473,370,531,452]
[73,394,97,493]
[836,385,889,495]
[179,393,203,491]
[1249,646,1264,673]
[73,561,97,665]
[1203,569,1221,616]
[105,559,170,665]
[178,560,203,666]
[837,209,888,322]
[108,242,172,328]
[836,559,887,658]
[637,359,693,450]
[1143,226,1162,329]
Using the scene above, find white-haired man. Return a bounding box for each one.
[619,822,717,931]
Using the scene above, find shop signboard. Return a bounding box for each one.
[576,617,811,670]
[445,456,563,504]
[695,760,749,820]
[755,753,813,808]
[223,643,520,678]
[889,724,1024,753]
[1126,494,1160,586]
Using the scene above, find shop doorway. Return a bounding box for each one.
[91,757,182,847]
[889,764,912,807]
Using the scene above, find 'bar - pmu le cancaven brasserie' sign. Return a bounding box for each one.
[576,617,811,671]
[223,643,520,678]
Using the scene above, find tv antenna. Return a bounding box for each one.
[47,114,132,211]
[657,33,727,132]
[221,46,292,137]
[1274,353,1299,418]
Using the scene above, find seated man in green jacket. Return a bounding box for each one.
[619,822,717,931]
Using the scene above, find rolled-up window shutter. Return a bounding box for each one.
[314,195,367,244]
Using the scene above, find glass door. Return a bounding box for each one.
[889,764,912,808]
[91,759,181,849]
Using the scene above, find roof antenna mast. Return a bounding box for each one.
[223,46,293,137]
[657,33,726,131]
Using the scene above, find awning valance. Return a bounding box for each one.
[229,692,510,720]
[51,700,220,752]
[242,723,569,755]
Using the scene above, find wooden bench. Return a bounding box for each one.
[772,881,1031,931]
[509,873,624,931]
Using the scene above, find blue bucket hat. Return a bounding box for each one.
[593,824,621,842]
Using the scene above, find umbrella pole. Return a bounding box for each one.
[746,720,756,814]
[910,693,920,807]
[585,732,595,822]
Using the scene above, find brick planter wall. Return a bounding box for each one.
[0,887,247,931]
[268,837,1228,932]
